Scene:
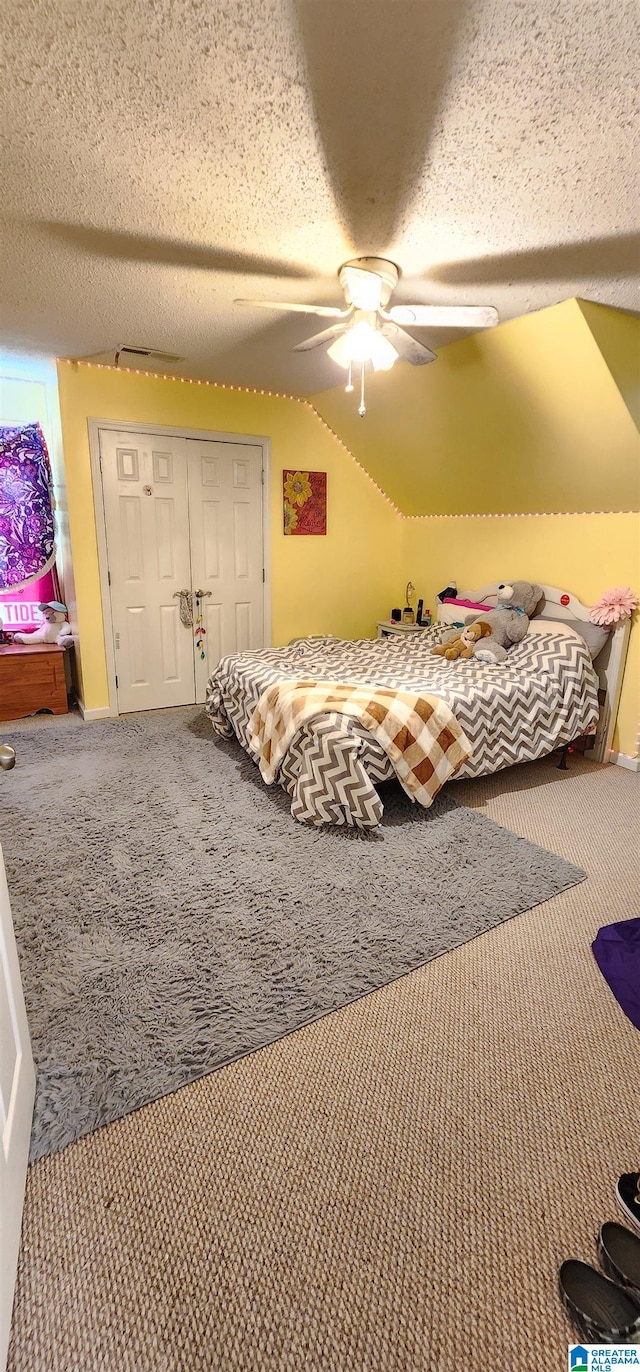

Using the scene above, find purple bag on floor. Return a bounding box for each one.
[592,919,640,1030]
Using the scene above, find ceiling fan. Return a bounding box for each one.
[236,257,498,415]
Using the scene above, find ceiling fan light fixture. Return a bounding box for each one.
[237,257,496,416]
[368,330,398,372]
[327,320,399,373]
[341,265,384,312]
[326,330,353,370]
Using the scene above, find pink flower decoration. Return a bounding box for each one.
[590,586,639,626]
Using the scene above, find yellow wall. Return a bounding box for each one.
[308,297,639,756]
[401,513,639,757]
[56,362,400,712]
[310,299,640,517]
[577,300,640,430]
[55,312,639,757]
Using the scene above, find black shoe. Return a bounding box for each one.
[559,1259,640,1344]
[617,1173,640,1237]
[599,1222,640,1293]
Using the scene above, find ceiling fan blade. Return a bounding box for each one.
[387,304,499,328]
[380,323,436,366]
[341,266,383,311]
[235,299,348,318]
[291,324,347,353]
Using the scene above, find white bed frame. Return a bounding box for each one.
[436,583,632,766]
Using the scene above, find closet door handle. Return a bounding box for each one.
[194,590,212,599]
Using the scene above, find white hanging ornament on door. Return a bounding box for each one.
[173,589,193,627]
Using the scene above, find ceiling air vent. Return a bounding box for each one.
[115,345,184,366]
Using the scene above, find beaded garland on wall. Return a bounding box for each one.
[283,469,327,536]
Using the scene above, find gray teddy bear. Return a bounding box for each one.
[442,580,544,664]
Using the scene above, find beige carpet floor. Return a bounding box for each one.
[7,752,640,1372]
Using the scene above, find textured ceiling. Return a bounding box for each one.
[1,0,638,395]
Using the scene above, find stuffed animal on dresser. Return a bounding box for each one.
[13,600,72,647]
[432,620,492,660]
[439,580,544,665]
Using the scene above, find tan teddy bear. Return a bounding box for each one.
[432,620,492,661]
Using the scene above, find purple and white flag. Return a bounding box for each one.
[0,422,56,592]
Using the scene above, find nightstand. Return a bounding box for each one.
[376,621,429,639]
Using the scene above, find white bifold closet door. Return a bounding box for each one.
[100,431,196,712]
[186,438,264,704]
[99,429,265,713]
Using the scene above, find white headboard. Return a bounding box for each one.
[437,582,632,765]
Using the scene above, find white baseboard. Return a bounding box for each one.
[608,749,640,773]
[77,700,117,721]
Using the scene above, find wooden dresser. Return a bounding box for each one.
[0,643,69,720]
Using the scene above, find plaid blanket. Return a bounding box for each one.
[248,680,472,808]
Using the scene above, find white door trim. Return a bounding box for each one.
[0,841,35,1371]
[88,419,272,717]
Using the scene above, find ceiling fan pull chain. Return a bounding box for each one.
[358,360,366,417]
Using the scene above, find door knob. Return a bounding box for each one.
[194,590,212,599]
[0,744,16,771]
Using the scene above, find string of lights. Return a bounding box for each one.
[58,361,633,519]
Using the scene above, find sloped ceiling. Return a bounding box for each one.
[310,301,640,515]
[1,0,638,394]
[577,300,640,428]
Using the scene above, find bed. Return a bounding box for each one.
[205,582,630,830]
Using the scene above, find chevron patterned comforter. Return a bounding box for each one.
[248,680,471,806]
[205,621,600,829]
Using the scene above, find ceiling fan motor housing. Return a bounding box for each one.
[339,257,399,309]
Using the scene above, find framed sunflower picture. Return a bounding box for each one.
[283,469,327,535]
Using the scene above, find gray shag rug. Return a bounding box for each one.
[1,708,586,1162]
